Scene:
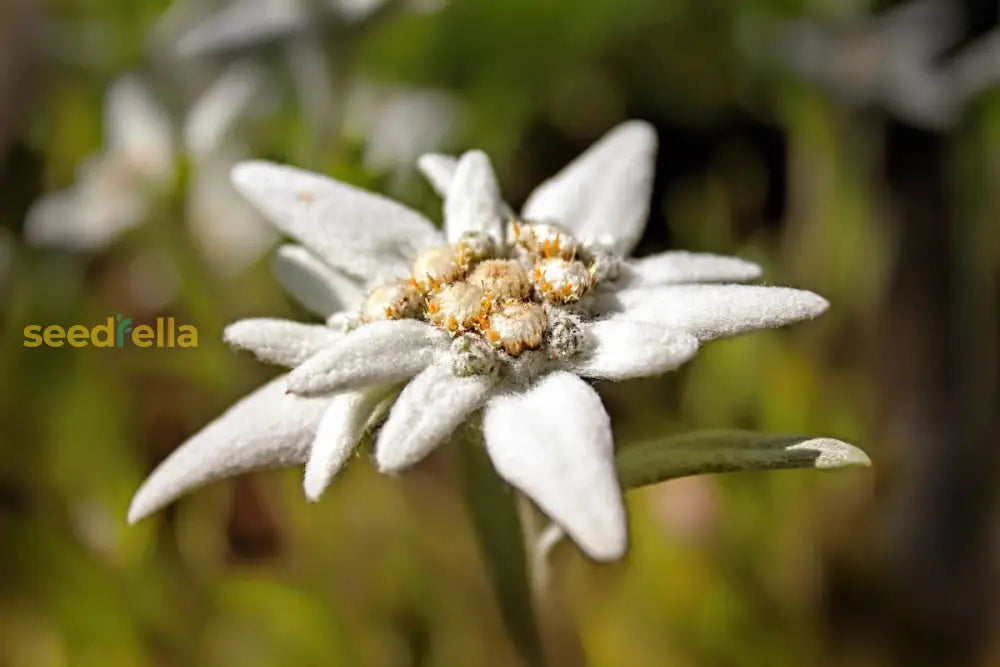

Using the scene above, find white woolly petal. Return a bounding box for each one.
[361,90,457,173]
[596,284,830,341]
[28,76,171,252]
[444,150,505,243]
[184,60,264,159]
[482,372,626,561]
[618,251,762,287]
[417,152,458,197]
[418,152,516,219]
[286,320,446,395]
[223,318,342,367]
[230,161,443,280]
[127,375,327,524]
[332,0,391,22]
[24,186,134,251]
[303,386,386,500]
[287,36,338,137]
[24,190,80,248]
[521,120,656,255]
[105,76,174,181]
[571,318,699,380]
[375,361,496,472]
[25,163,153,251]
[187,153,278,275]
[272,244,366,316]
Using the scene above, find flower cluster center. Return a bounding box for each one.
[357,221,618,362]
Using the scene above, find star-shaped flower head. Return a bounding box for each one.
[25,63,277,273]
[757,0,1000,129]
[342,82,457,177]
[129,120,830,560]
[25,76,174,251]
[171,0,433,58]
[163,0,449,138]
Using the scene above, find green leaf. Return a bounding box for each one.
[455,425,546,667]
[616,430,871,490]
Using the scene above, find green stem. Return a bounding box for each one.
[455,423,546,667]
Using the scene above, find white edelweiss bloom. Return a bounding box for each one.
[169,0,335,136]
[175,0,371,57]
[129,120,829,562]
[168,0,450,135]
[183,61,278,274]
[759,0,1000,130]
[25,76,174,251]
[174,0,443,57]
[25,63,276,273]
[343,81,458,176]
[166,0,453,142]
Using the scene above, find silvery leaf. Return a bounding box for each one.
[616,430,871,490]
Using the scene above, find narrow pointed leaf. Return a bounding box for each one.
[616,430,871,489]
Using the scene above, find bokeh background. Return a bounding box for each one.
[1,0,998,665]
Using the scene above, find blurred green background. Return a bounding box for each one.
[1,0,998,665]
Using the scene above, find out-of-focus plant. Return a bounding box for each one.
[162,0,455,151]
[747,0,1000,129]
[9,0,947,664]
[24,62,277,274]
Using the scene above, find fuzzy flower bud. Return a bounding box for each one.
[450,333,501,377]
[532,258,592,303]
[581,244,622,284]
[428,282,488,333]
[360,280,424,322]
[485,300,547,355]
[412,244,465,289]
[454,231,498,267]
[466,259,532,302]
[508,220,578,260]
[545,307,585,360]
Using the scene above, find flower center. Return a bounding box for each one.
[358,221,614,360]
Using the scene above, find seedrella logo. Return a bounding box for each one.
[23,315,198,349]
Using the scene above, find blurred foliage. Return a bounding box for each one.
[2,0,998,665]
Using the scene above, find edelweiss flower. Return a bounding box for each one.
[26,63,276,273]
[760,0,1000,129]
[128,120,829,560]
[161,0,454,172]
[25,75,174,251]
[343,82,457,178]
[172,0,437,57]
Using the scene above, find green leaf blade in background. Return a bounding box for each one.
[617,430,871,490]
